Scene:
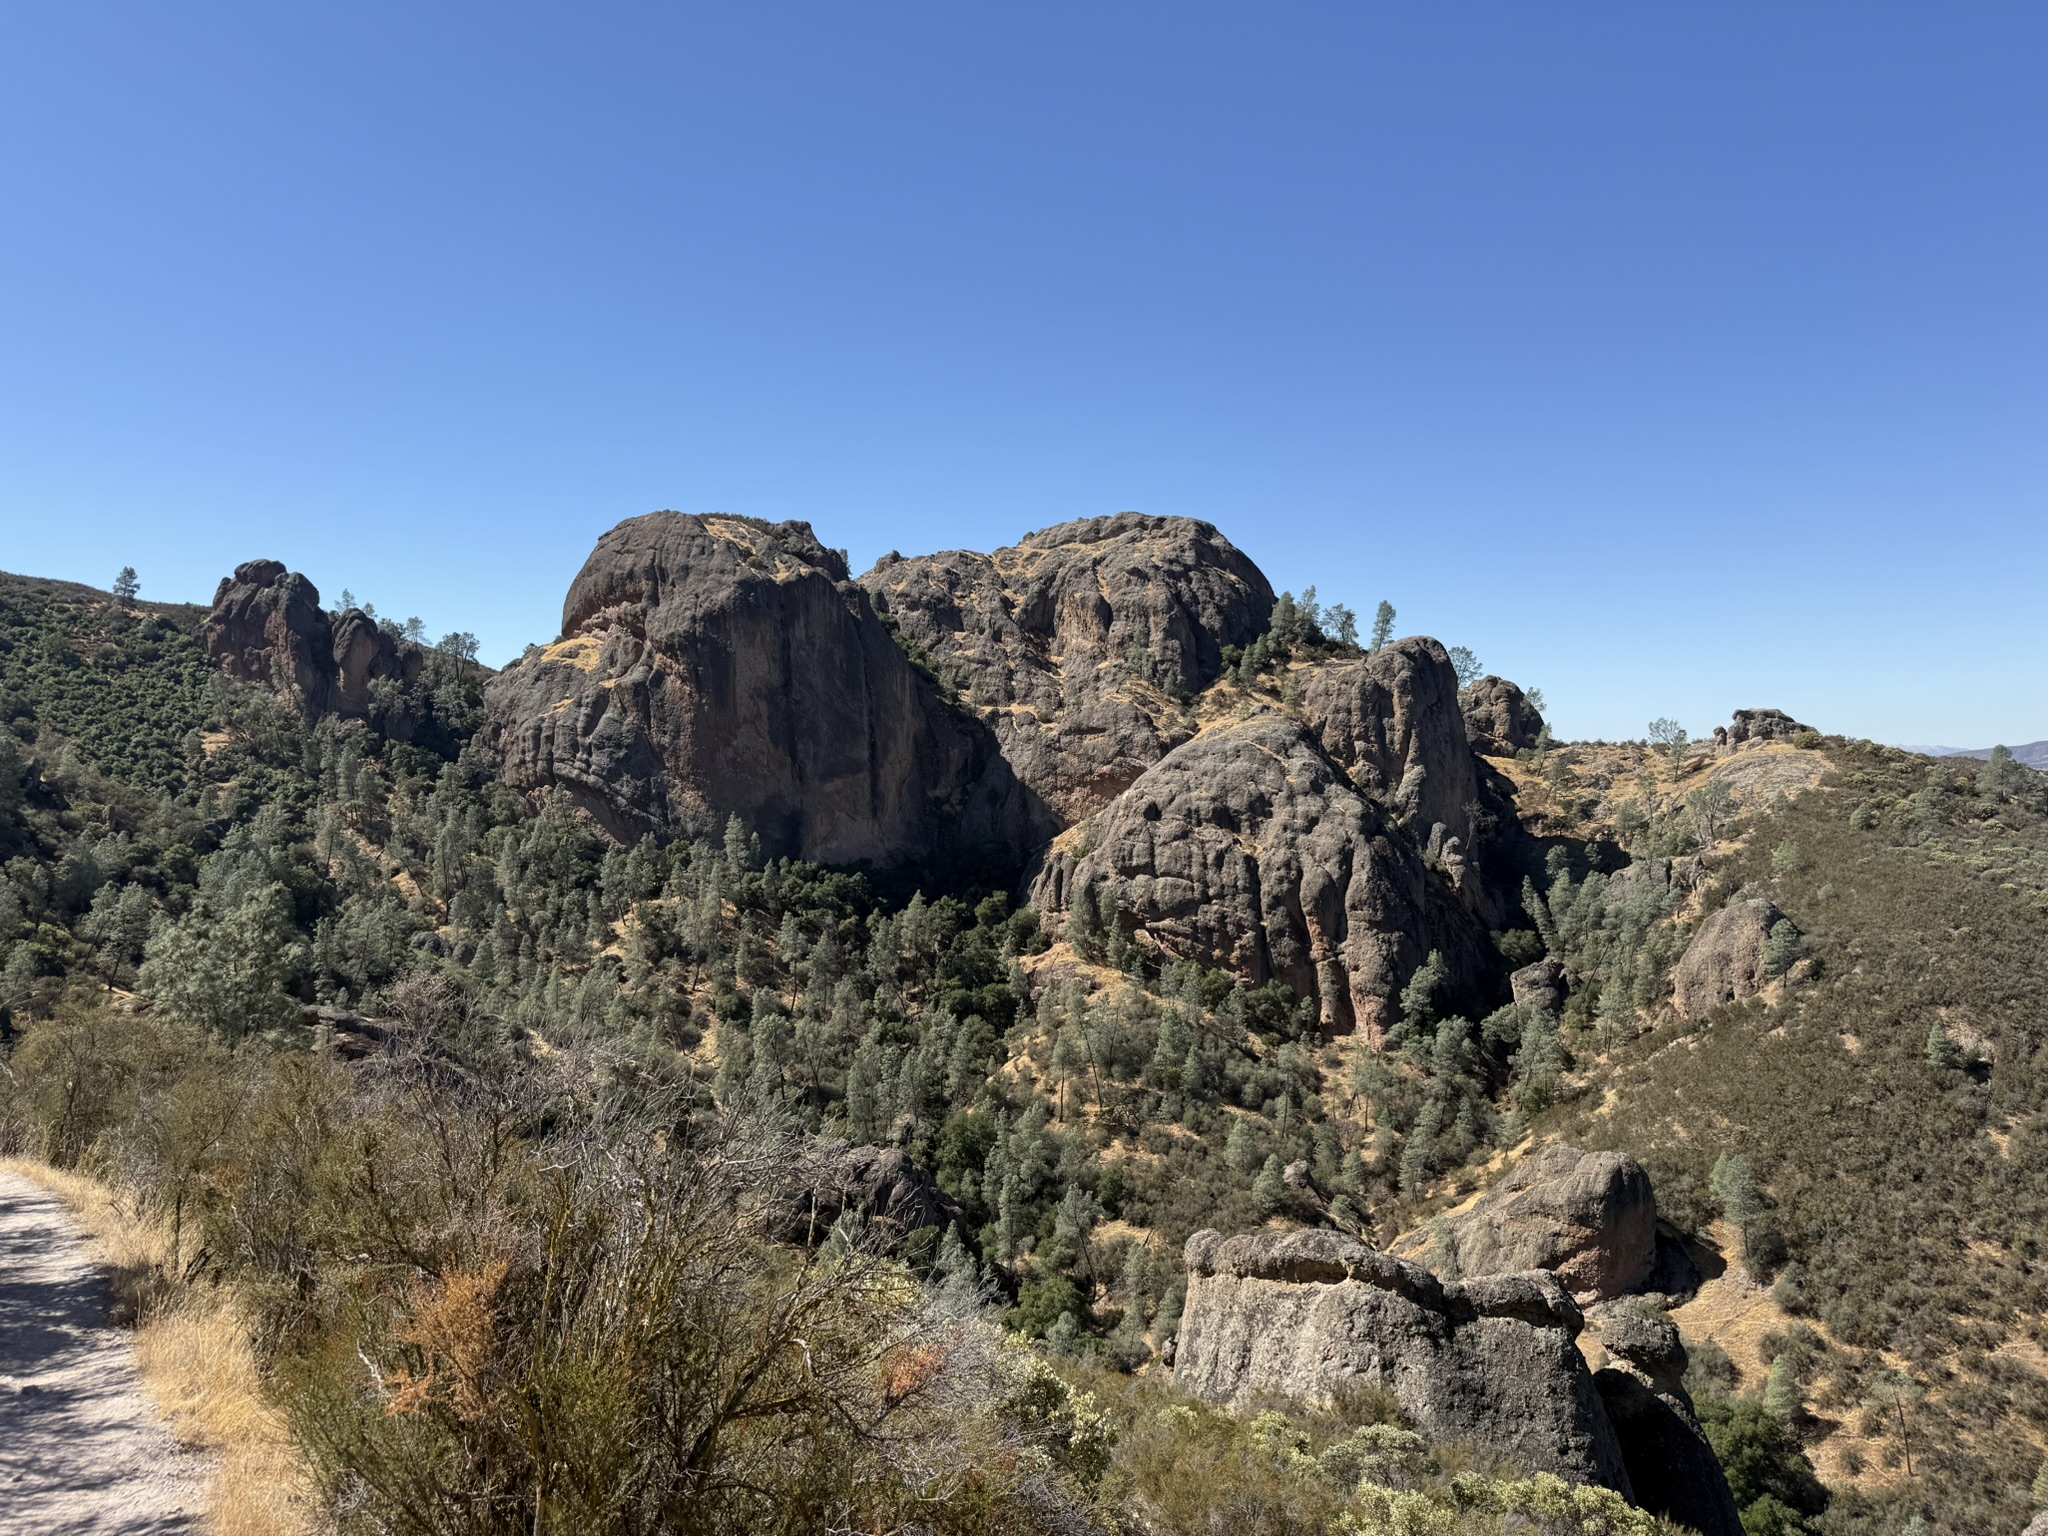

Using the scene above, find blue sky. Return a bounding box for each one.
[3,4,2042,745]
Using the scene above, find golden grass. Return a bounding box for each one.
[1,1157,318,1536]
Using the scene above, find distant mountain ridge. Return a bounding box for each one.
[1898,741,2048,770]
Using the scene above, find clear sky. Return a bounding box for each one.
[3,4,2042,746]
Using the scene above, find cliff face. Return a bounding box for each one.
[858,513,1273,823]
[484,512,1041,862]
[1174,1228,1633,1494]
[1028,712,1491,1036]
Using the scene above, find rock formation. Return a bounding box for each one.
[1671,897,1784,1019]
[202,560,425,735]
[1175,1228,1632,1495]
[485,512,1040,862]
[1723,707,1811,746]
[1510,957,1567,1015]
[1588,1310,1744,1536]
[1392,1143,1657,1304]
[769,1143,964,1250]
[1028,712,1489,1036]
[203,560,336,716]
[858,514,1272,822]
[1459,674,1545,756]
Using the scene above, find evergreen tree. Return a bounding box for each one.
[1925,1020,1963,1069]
[112,566,139,601]
[1763,1354,1801,1422]
[1252,1153,1287,1215]
[1369,599,1396,653]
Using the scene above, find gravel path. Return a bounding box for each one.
[0,1172,208,1534]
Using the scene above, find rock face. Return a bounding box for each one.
[1393,1144,1658,1304]
[484,513,1039,861]
[1300,637,1496,919]
[770,1143,964,1249]
[1725,708,1810,745]
[203,560,336,716]
[1589,1311,1743,1536]
[202,561,425,734]
[1510,957,1567,1015]
[1459,675,1545,756]
[1671,897,1783,1019]
[1176,1228,1632,1495]
[1028,712,1488,1036]
[858,514,1272,822]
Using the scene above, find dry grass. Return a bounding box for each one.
[1,1156,318,1536]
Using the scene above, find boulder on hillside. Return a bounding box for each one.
[1459,675,1545,756]
[1300,637,1498,920]
[1028,712,1490,1037]
[769,1143,964,1250]
[1588,1310,1744,1536]
[484,512,1042,860]
[1671,897,1783,1019]
[1510,957,1567,1015]
[1175,1228,1633,1496]
[1392,1144,1658,1304]
[203,560,336,716]
[330,608,424,726]
[1723,708,1811,746]
[858,514,1273,822]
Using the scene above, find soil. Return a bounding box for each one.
[0,1172,208,1534]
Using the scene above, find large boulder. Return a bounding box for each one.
[330,608,424,725]
[1028,712,1488,1036]
[1393,1144,1658,1303]
[1458,675,1545,756]
[1671,897,1783,1020]
[485,513,1040,860]
[1300,637,1496,920]
[202,560,335,716]
[1589,1310,1743,1536]
[1175,1228,1632,1496]
[769,1143,964,1250]
[1725,708,1810,746]
[858,514,1273,822]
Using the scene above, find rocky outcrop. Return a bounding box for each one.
[1459,675,1545,756]
[1588,1310,1743,1536]
[1176,1228,1632,1495]
[1300,637,1497,919]
[1671,897,1783,1019]
[769,1143,964,1249]
[203,561,425,735]
[485,512,1040,862]
[858,514,1272,822]
[1393,1144,1658,1304]
[203,560,335,715]
[1510,957,1567,1015]
[1722,708,1811,746]
[1028,712,1488,1036]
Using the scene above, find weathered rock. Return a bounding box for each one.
[1393,1144,1658,1304]
[1727,708,1811,745]
[1176,1228,1632,1496]
[1588,1310,1743,1536]
[859,514,1273,822]
[1028,712,1488,1036]
[203,560,335,716]
[1671,897,1783,1019]
[485,513,1040,860]
[1300,637,1497,919]
[330,608,423,727]
[1459,675,1545,756]
[770,1143,964,1249]
[1511,957,1567,1015]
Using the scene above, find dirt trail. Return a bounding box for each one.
[0,1171,207,1534]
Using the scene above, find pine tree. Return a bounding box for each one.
[111,566,139,601]
[1925,1020,1962,1069]
[1764,1354,1801,1422]
[1252,1154,1288,1215]
[1369,599,1396,653]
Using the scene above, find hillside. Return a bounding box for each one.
[1,517,2041,1535]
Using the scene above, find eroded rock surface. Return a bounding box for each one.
[858,514,1272,822]
[769,1143,964,1250]
[1459,674,1545,756]
[1724,707,1811,745]
[1028,712,1488,1036]
[485,512,1039,861]
[1393,1144,1658,1304]
[1671,897,1784,1019]
[1588,1310,1743,1536]
[1175,1228,1631,1495]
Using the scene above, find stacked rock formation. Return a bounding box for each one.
[484,513,1039,859]
[1588,1310,1744,1536]
[1458,674,1546,756]
[202,560,424,735]
[1174,1228,1633,1493]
